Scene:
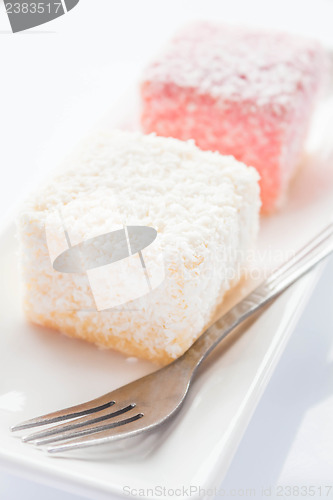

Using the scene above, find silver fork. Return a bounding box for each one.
[11,222,333,455]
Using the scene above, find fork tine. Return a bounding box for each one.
[11,393,115,432]
[22,403,136,443]
[46,413,145,453]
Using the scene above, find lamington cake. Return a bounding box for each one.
[18,130,260,364]
[141,23,326,212]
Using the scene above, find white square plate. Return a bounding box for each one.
[1,83,333,500]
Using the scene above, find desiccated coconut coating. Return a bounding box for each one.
[141,22,326,212]
[18,130,260,364]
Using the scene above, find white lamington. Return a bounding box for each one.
[17,130,260,364]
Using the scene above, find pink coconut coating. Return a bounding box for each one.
[141,23,326,212]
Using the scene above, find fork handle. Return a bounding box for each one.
[180,221,333,371]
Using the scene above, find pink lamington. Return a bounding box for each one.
[141,23,326,212]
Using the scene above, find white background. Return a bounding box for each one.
[0,0,333,498]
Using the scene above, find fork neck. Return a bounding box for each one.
[176,301,256,374]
